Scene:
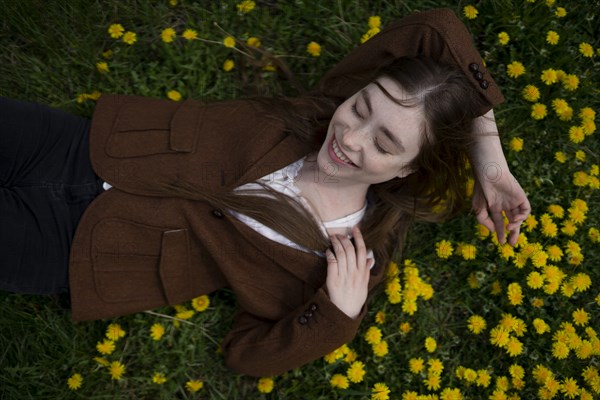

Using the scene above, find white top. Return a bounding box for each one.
[102,156,375,266]
[228,156,376,266]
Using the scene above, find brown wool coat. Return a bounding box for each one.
[69,8,504,377]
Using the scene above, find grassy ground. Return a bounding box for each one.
[1,0,599,399]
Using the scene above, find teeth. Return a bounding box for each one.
[333,139,354,165]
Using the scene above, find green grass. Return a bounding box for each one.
[1,0,599,399]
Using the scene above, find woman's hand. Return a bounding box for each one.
[472,168,531,246]
[325,226,373,319]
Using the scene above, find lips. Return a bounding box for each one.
[328,136,358,167]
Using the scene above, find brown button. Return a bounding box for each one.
[298,315,308,325]
[469,63,479,72]
[212,209,224,218]
[473,71,484,81]
[304,311,313,318]
[480,80,489,89]
[309,303,318,312]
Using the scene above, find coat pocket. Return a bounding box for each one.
[92,219,191,305]
[106,98,203,158]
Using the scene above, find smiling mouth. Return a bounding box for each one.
[330,137,358,167]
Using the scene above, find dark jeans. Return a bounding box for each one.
[0,97,103,295]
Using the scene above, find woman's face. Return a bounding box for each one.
[316,76,426,187]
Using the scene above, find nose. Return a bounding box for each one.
[340,125,368,151]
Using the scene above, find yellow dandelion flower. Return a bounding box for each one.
[360,27,381,44]
[491,281,502,296]
[552,341,570,359]
[399,322,412,334]
[96,339,116,355]
[507,283,523,305]
[371,382,390,400]
[554,151,567,163]
[96,61,109,74]
[522,85,540,102]
[425,337,437,353]
[223,59,234,72]
[531,103,547,120]
[562,74,579,91]
[541,220,558,238]
[223,36,236,48]
[375,311,385,324]
[507,61,526,78]
[477,369,492,387]
[182,29,197,40]
[167,90,182,102]
[109,361,126,380]
[530,250,548,267]
[579,42,594,57]
[257,377,274,393]
[541,69,558,85]
[477,223,491,238]
[106,324,125,341]
[185,380,204,392]
[571,273,591,292]
[236,0,256,13]
[506,337,523,356]
[498,32,510,45]
[589,227,600,243]
[462,368,478,382]
[510,137,523,152]
[94,357,109,367]
[424,373,442,391]
[152,372,167,384]
[161,27,176,43]
[496,376,510,391]
[590,165,599,176]
[547,204,564,218]
[546,31,559,45]
[440,388,463,400]
[67,373,83,390]
[573,171,589,186]
[569,126,585,143]
[555,7,567,17]
[576,340,593,359]
[532,365,554,384]
[527,271,545,289]
[428,358,444,375]
[372,341,389,357]
[347,361,366,383]
[561,220,577,236]
[509,364,525,380]
[108,23,125,39]
[572,308,589,326]
[467,315,487,334]
[122,31,137,45]
[409,358,425,374]
[561,377,580,398]
[365,326,383,345]
[368,16,382,29]
[532,297,544,308]
[306,41,321,57]
[435,239,453,258]
[246,36,261,47]
[150,323,165,341]
[467,272,480,289]
[490,327,511,348]
[330,373,349,389]
[191,295,210,312]
[579,107,596,121]
[582,119,596,135]
[463,5,479,19]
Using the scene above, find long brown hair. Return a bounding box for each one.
[162,57,490,272]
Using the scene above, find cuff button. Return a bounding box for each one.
[309,303,318,312]
[480,80,489,89]
[468,63,479,72]
[298,315,309,325]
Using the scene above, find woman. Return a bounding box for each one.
[1,8,529,376]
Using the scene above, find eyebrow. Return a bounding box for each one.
[361,89,406,153]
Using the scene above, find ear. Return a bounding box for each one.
[397,165,417,179]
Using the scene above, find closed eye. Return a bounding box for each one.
[352,102,390,155]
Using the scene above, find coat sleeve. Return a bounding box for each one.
[220,287,368,377]
[314,8,504,116]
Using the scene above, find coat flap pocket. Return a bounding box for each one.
[169,99,204,153]
[159,229,192,305]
